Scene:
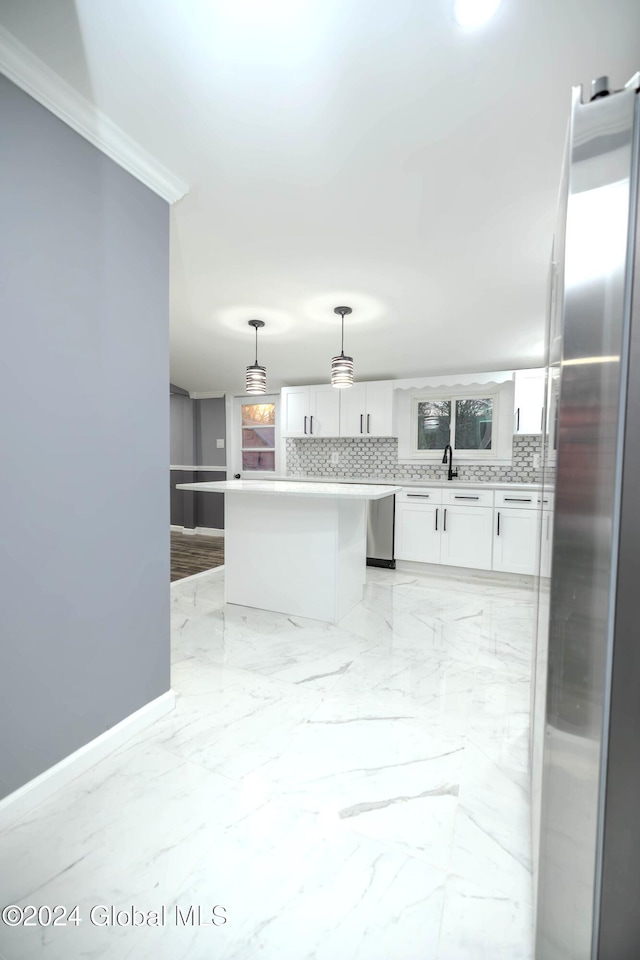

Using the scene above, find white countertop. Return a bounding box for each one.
[176,480,402,500]
[274,475,550,492]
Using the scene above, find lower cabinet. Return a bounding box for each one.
[540,510,553,577]
[394,499,441,563]
[395,493,493,571]
[492,507,541,576]
[439,505,494,571]
[395,488,552,576]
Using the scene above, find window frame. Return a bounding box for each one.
[410,388,501,461]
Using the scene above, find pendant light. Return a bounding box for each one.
[331,305,354,388]
[245,319,267,394]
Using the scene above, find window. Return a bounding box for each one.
[241,403,276,472]
[412,393,497,459]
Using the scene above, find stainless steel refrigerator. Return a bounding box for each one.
[533,72,640,958]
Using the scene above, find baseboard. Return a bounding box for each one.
[170,525,224,537]
[172,565,225,585]
[0,690,175,831]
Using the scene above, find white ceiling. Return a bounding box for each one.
[2,0,639,393]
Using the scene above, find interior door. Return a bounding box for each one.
[231,395,280,479]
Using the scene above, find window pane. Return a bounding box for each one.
[417,401,451,450]
[242,450,275,471]
[455,398,493,449]
[242,427,275,449]
[242,403,275,427]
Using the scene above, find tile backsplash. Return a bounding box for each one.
[285,435,551,484]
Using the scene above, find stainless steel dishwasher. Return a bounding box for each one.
[366,494,396,568]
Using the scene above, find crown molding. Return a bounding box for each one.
[190,391,226,399]
[0,26,189,204]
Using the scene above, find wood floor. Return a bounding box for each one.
[170,530,225,582]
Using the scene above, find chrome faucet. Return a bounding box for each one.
[442,444,458,481]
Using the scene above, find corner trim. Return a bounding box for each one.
[0,26,188,204]
[0,690,176,831]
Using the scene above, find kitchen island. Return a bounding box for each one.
[175,479,401,622]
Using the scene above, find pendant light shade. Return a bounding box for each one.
[246,319,267,394]
[331,306,354,388]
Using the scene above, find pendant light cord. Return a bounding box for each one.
[341,312,345,357]
[255,323,259,365]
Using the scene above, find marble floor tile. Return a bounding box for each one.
[0,565,538,960]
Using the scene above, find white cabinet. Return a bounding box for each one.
[281,386,310,438]
[281,384,340,438]
[339,380,394,437]
[309,384,341,437]
[440,505,494,571]
[493,507,541,575]
[395,488,493,570]
[540,509,553,577]
[514,368,545,435]
[394,491,442,563]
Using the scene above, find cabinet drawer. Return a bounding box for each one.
[442,488,494,507]
[495,491,538,510]
[398,487,443,504]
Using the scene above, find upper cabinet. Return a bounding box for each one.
[514,368,545,435]
[339,380,394,437]
[281,384,340,438]
[281,380,394,439]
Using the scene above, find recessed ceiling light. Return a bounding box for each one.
[454,0,502,28]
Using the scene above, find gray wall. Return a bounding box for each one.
[170,393,195,464]
[195,397,226,466]
[170,395,226,529]
[0,76,170,799]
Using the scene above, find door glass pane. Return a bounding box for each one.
[455,398,493,449]
[417,401,451,449]
[242,450,275,471]
[242,403,275,427]
[242,427,275,449]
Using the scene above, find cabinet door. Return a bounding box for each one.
[339,383,367,437]
[540,510,553,577]
[440,505,493,570]
[364,380,394,437]
[308,384,340,437]
[514,369,545,435]
[395,502,441,563]
[493,507,541,575]
[281,386,309,438]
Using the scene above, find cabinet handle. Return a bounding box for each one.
[435,508,439,531]
[304,415,307,435]
[443,508,447,532]
[504,497,531,503]
[360,414,363,434]
[367,414,371,433]
[309,415,314,435]
[497,512,501,536]
[454,495,479,500]
[516,407,520,431]
[407,493,430,498]
[541,408,545,431]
